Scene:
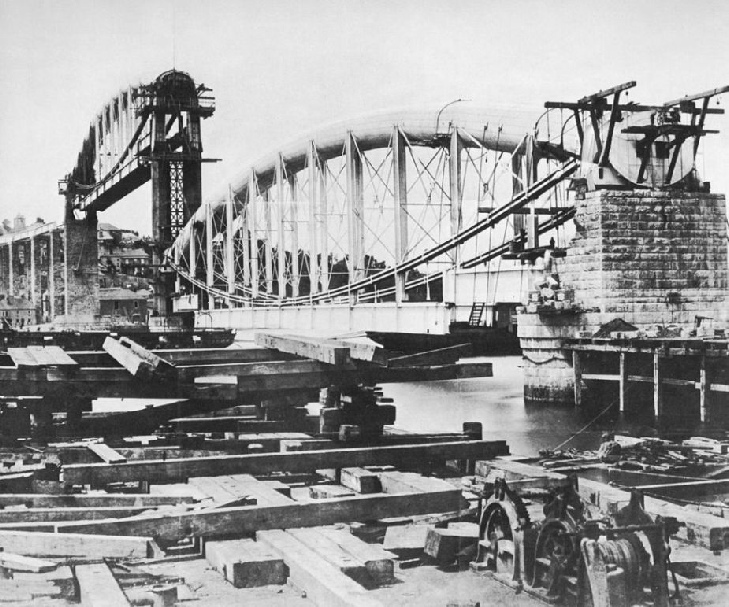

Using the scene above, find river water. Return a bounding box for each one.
[385,355,606,457]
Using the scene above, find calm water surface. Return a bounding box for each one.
[384,355,605,457]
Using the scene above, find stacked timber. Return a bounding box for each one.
[319,385,396,441]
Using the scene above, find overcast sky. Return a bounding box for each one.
[0,0,727,234]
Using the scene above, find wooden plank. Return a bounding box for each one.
[27,346,78,367]
[0,530,152,558]
[204,538,286,587]
[87,443,127,464]
[377,471,458,495]
[7,348,41,368]
[0,552,57,573]
[52,488,463,543]
[192,474,294,507]
[257,529,383,607]
[255,332,352,366]
[75,562,130,607]
[62,440,509,486]
[221,474,294,506]
[0,493,195,508]
[188,476,255,507]
[287,528,369,583]
[387,344,472,368]
[103,336,175,380]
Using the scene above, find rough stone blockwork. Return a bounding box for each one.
[560,190,728,328]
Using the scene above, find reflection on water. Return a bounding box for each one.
[384,356,606,457]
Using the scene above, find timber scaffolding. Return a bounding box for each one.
[566,335,729,428]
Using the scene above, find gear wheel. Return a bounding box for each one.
[478,477,531,587]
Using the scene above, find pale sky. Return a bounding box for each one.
[0,0,727,234]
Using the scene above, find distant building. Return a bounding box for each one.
[98,288,149,325]
[0,295,37,329]
[98,222,137,245]
[98,222,152,277]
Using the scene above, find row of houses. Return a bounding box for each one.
[0,219,153,328]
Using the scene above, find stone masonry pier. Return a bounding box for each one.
[519,189,729,406]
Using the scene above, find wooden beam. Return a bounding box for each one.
[153,346,291,365]
[287,527,369,584]
[387,344,472,368]
[169,417,290,434]
[0,530,153,558]
[63,440,509,486]
[340,468,382,494]
[578,478,729,551]
[0,552,57,573]
[318,527,395,585]
[205,538,286,588]
[331,336,388,365]
[0,493,195,509]
[258,529,383,607]
[86,443,127,464]
[103,336,175,380]
[255,332,351,366]
[75,562,130,607]
[52,488,463,543]
[177,358,332,382]
[0,506,153,525]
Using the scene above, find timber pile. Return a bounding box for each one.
[0,332,505,604]
[0,438,508,604]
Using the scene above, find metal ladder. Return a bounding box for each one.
[468,302,486,327]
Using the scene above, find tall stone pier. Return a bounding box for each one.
[519,189,729,405]
[62,205,99,325]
